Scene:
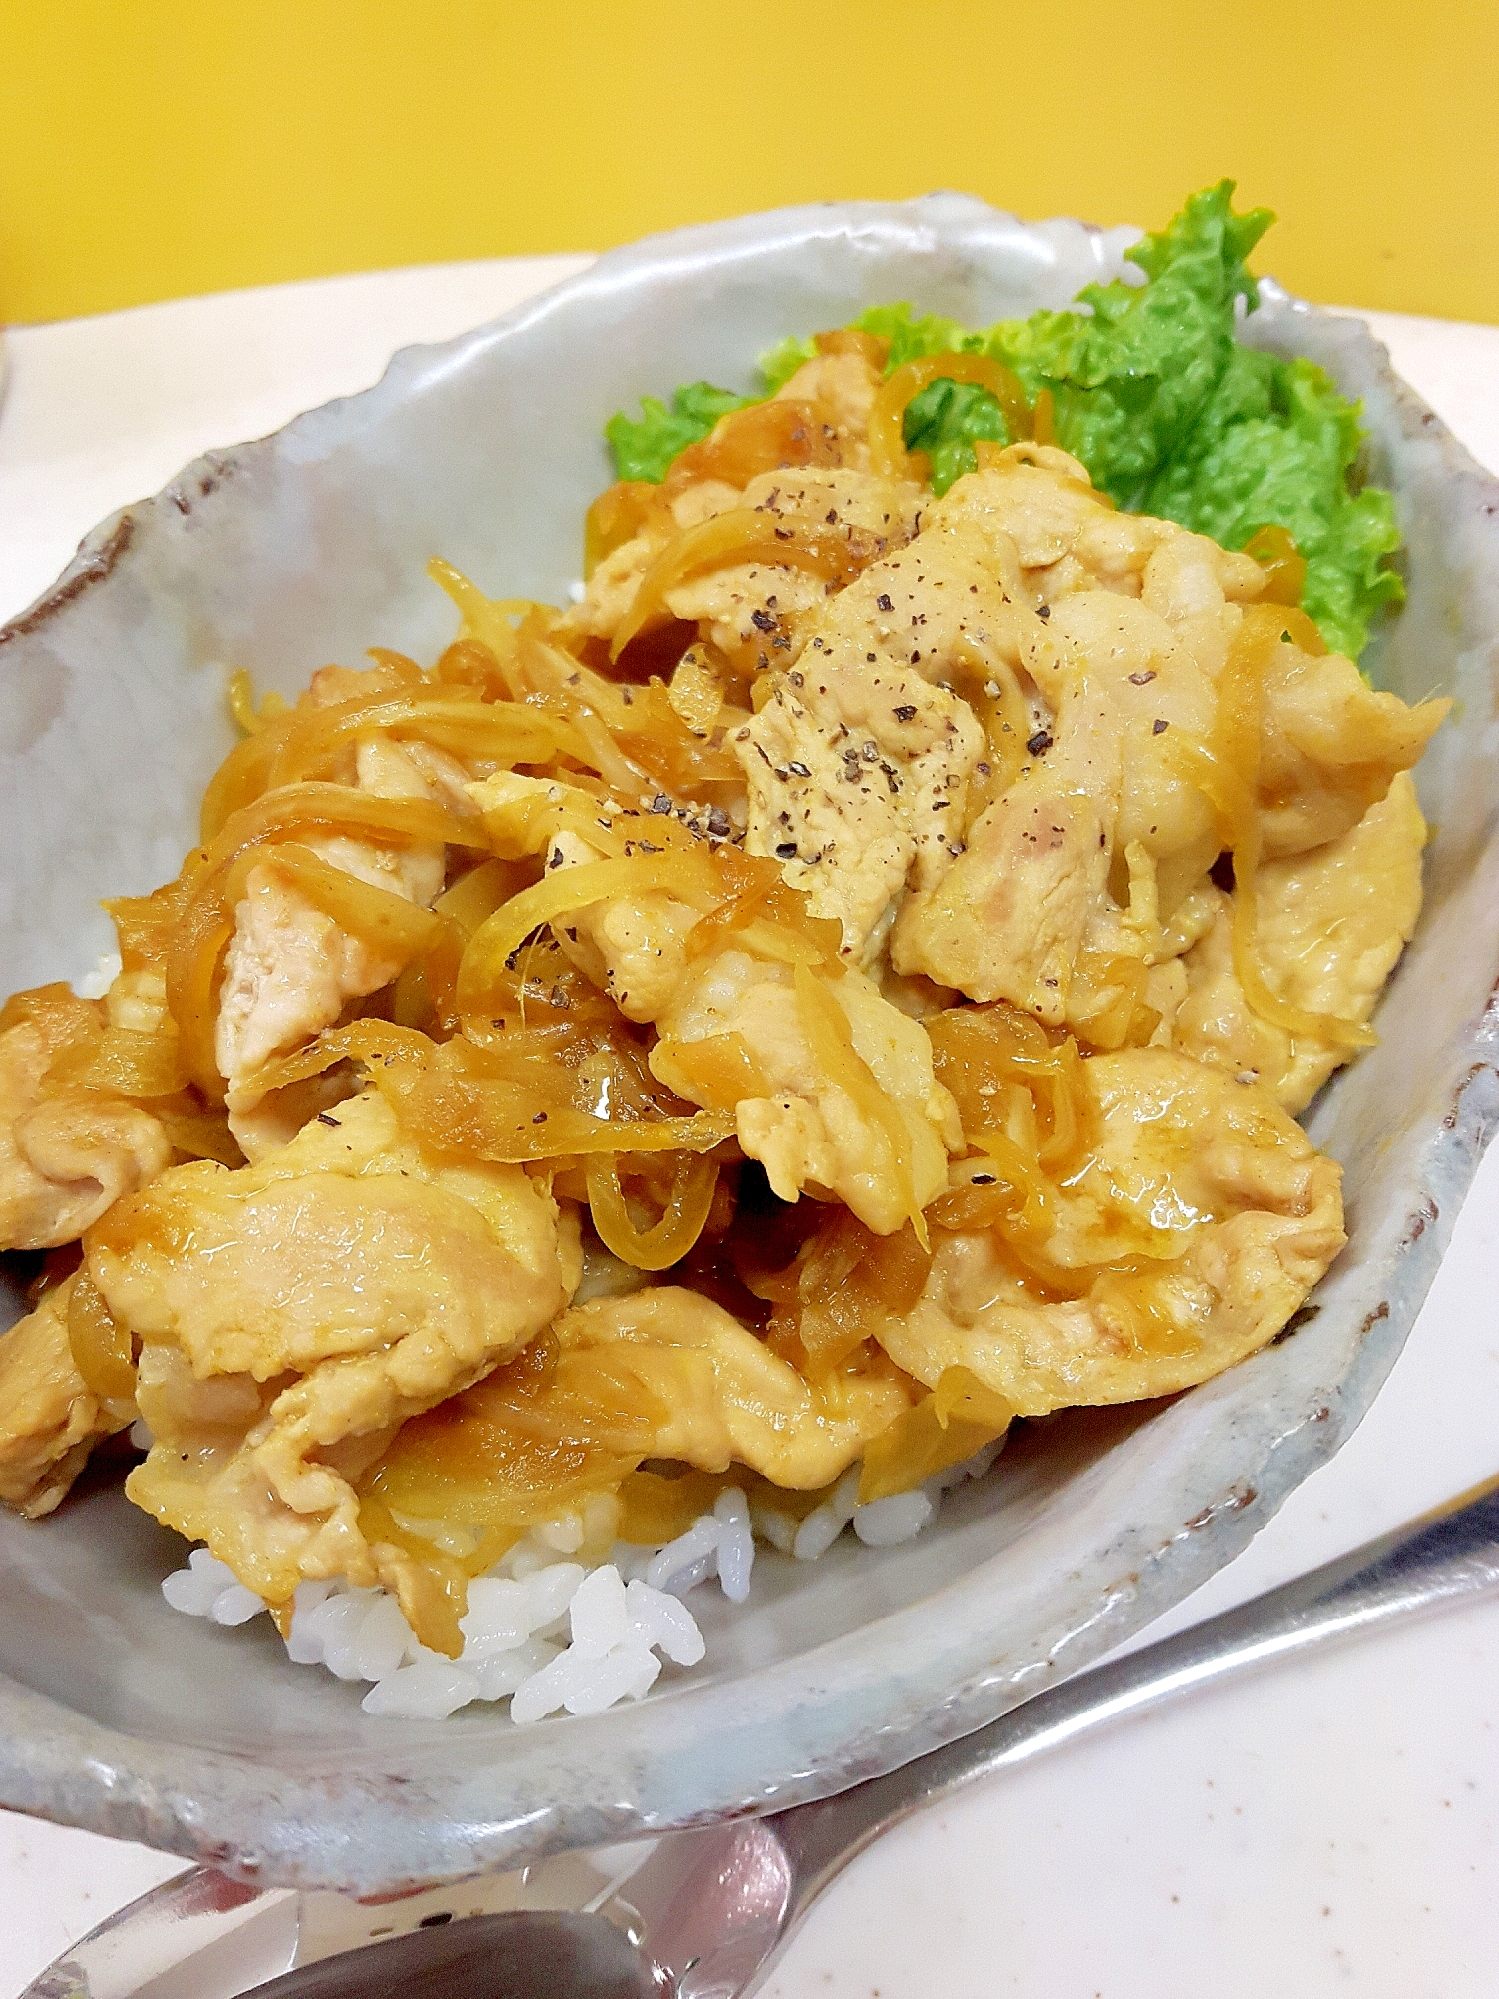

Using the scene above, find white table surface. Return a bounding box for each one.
[2,264,1498,1999]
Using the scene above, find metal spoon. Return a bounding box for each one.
[30,1475,1499,1999]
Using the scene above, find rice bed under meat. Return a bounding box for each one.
[161,1443,1002,1721]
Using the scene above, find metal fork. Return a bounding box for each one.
[29,1475,1499,1999]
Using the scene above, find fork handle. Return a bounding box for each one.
[766,1476,1499,1924]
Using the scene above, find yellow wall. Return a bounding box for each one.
[3,0,1496,326]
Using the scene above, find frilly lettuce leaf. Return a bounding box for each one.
[1146,350,1403,659]
[604,381,754,483]
[847,302,982,370]
[987,179,1274,508]
[902,378,1009,495]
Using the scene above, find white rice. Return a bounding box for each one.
[160,1443,1003,1721]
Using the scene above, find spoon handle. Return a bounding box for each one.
[764,1475,1499,1936]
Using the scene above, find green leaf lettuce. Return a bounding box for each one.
[1145,348,1403,659]
[604,381,754,484]
[986,179,1273,508]
[901,378,1010,495]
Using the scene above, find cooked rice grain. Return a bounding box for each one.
[160,1446,1002,1720]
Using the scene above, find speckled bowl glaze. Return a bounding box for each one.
[2,198,1497,1897]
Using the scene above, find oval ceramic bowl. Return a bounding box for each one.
[2,197,1498,1898]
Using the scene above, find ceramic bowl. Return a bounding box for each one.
[2,197,1497,1897]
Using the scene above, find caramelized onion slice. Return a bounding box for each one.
[585,480,665,578]
[928,1001,1092,1176]
[203,781,482,869]
[586,1154,721,1271]
[1242,524,1307,609]
[428,558,555,698]
[239,843,449,961]
[47,1020,186,1101]
[360,1337,665,1547]
[456,850,725,1022]
[793,963,925,1246]
[858,1365,1013,1503]
[266,696,583,790]
[67,1271,136,1404]
[233,1016,733,1166]
[226,668,288,737]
